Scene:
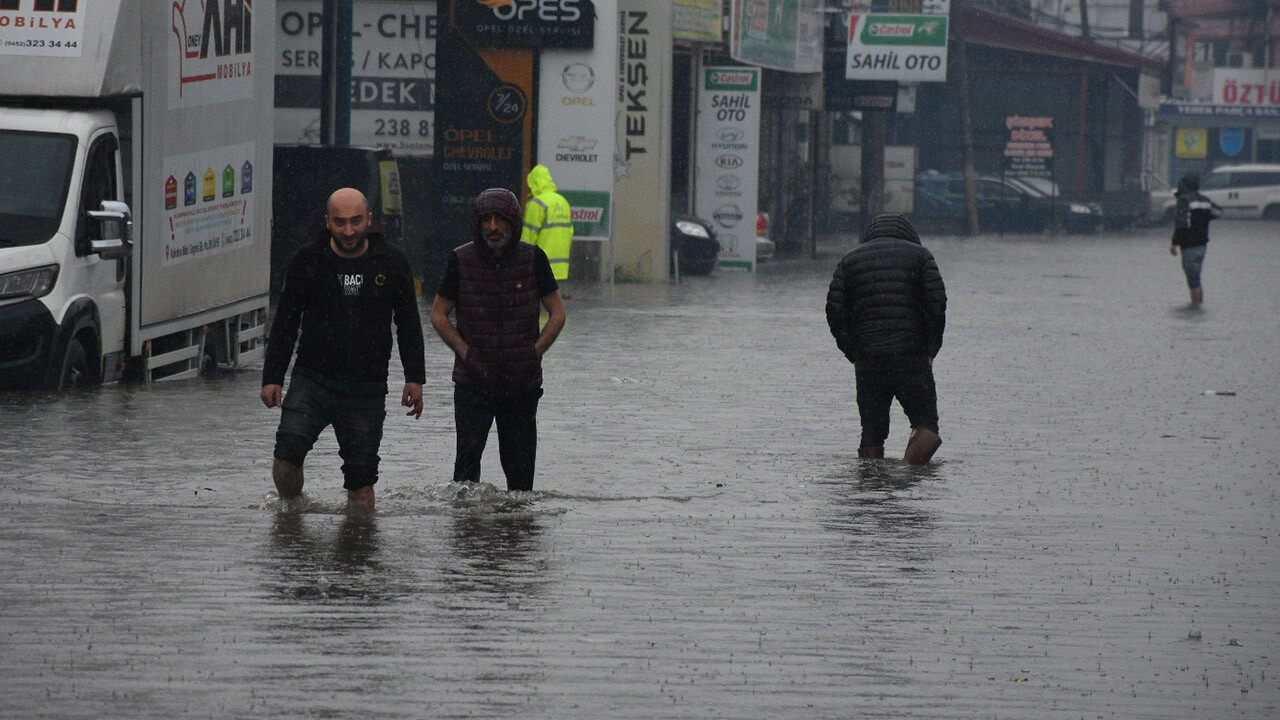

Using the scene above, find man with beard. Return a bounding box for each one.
[430,188,567,491]
[261,188,425,510]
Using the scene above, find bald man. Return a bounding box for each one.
[261,188,426,510]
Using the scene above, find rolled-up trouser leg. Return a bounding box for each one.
[1181,244,1206,289]
[275,372,327,465]
[331,391,387,491]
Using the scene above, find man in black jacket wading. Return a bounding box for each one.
[429,188,567,492]
[261,188,426,511]
[825,214,947,465]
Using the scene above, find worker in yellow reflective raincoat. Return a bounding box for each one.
[521,165,574,281]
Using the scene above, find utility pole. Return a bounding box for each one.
[860,110,886,235]
[952,0,980,235]
[319,0,352,146]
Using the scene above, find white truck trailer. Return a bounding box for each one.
[0,0,273,389]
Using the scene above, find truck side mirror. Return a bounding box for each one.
[88,200,133,260]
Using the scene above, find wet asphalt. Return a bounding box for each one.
[0,220,1277,719]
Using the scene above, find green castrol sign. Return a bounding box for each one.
[845,14,949,83]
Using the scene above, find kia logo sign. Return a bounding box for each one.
[717,127,744,143]
[715,154,744,169]
[713,204,744,228]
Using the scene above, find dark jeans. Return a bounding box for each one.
[274,368,387,490]
[453,383,543,491]
[854,355,939,449]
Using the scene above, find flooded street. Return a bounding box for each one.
[2,221,1277,719]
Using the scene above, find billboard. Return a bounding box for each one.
[844,12,948,83]
[275,0,436,156]
[730,0,822,73]
[536,0,617,240]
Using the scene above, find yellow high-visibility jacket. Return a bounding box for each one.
[521,165,574,281]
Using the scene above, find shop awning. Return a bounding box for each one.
[958,6,1165,74]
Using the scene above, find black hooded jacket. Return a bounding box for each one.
[825,216,947,362]
[1172,173,1221,248]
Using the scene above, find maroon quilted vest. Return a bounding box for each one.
[451,241,543,396]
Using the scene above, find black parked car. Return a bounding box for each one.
[916,171,1103,234]
[671,213,720,276]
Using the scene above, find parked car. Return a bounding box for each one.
[755,212,776,262]
[916,171,1103,234]
[671,213,720,276]
[1148,164,1280,223]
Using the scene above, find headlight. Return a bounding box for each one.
[1069,203,1091,214]
[0,264,59,301]
[674,220,710,238]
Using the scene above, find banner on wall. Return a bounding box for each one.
[0,0,86,57]
[613,0,672,281]
[1003,116,1054,179]
[434,2,533,261]
[675,0,722,42]
[696,66,761,272]
[730,0,822,73]
[275,0,437,155]
[1175,127,1207,159]
[536,0,617,241]
[161,144,259,267]
[453,0,595,48]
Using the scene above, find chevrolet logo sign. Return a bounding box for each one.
[558,136,597,152]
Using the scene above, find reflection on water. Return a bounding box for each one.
[818,456,943,574]
[441,495,550,605]
[265,509,390,604]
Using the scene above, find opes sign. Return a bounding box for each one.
[845,14,948,83]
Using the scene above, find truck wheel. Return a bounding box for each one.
[58,338,94,390]
[1263,205,1280,221]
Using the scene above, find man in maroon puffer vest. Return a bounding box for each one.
[430,188,567,491]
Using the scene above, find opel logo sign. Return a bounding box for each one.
[562,63,594,93]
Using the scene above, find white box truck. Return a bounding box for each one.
[0,0,273,389]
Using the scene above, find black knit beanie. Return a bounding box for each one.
[473,188,522,242]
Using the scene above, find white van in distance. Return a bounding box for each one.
[1149,164,1280,223]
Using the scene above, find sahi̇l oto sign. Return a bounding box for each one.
[845,13,948,83]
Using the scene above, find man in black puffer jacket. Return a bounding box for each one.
[826,214,947,464]
[430,188,567,491]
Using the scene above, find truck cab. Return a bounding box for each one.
[0,0,272,391]
[0,109,130,390]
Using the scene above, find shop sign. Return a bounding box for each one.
[1212,69,1280,109]
[845,13,948,83]
[696,66,761,271]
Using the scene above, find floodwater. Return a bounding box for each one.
[2,221,1277,719]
